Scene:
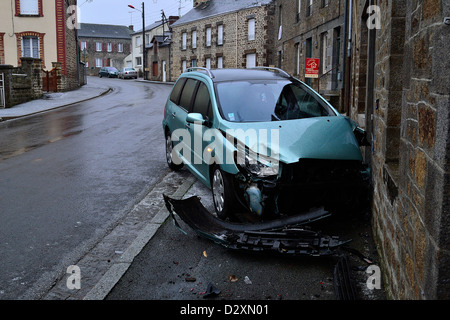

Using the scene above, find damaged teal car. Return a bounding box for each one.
[162,67,370,220]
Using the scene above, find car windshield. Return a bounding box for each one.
[108,68,118,72]
[124,68,134,71]
[215,80,336,122]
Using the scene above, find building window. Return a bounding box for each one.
[248,19,255,41]
[118,43,123,53]
[96,58,102,67]
[217,24,223,45]
[217,56,223,69]
[182,32,187,50]
[80,41,87,52]
[136,36,141,47]
[136,56,142,66]
[296,0,302,22]
[22,36,40,58]
[107,43,112,52]
[205,57,211,69]
[17,0,42,16]
[96,42,102,52]
[306,0,313,17]
[192,59,197,67]
[295,43,300,76]
[321,0,329,8]
[206,27,211,47]
[246,53,256,68]
[182,60,187,72]
[192,30,197,49]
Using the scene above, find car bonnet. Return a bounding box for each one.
[218,116,363,164]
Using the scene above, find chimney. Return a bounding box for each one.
[168,16,180,25]
[193,0,210,8]
[129,25,134,31]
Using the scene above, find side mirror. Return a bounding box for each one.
[186,113,205,124]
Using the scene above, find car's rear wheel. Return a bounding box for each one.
[211,166,234,220]
[165,131,183,171]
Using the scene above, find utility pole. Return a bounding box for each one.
[142,2,147,80]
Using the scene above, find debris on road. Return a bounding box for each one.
[164,195,350,256]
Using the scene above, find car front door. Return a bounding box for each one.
[188,81,214,182]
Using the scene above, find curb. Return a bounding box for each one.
[83,176,196,300]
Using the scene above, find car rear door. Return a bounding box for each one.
[166,77,198,165]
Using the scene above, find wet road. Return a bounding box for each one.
[0,77,172,299]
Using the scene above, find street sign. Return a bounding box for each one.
[305,58,320,78]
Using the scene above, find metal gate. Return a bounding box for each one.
[0,73,5,108]
[42,68,57,92]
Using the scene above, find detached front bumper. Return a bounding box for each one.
[164,195,350,256]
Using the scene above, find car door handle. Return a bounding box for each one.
[171,112,176,118]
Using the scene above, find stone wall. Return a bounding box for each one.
[351,0,449,299]
[0,58,43,108]
[170,3,275,80]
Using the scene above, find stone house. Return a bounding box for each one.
[78,23,133,76]
[169,0,276,80]
[0,0,80,92]
[147,32,172,82]
[129,20,172,77]
[348,0,449,299]
[273,0,346,111]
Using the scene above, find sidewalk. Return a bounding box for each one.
[0,77,111,121]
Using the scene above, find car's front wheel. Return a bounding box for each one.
[165,131,183,171]
[211,166,235,220]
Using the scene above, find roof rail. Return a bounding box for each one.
[250,67,291,78]
[186,67,215,79]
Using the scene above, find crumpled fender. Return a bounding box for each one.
[163,195,350,256]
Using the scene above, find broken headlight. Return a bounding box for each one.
[235,143,279,178]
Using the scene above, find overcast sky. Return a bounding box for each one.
[79,0,193,26]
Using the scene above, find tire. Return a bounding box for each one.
[165,131,183,171]
[211,165,235,220]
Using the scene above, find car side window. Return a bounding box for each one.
[192,82,212,121]
[179,79,198,112]
[170,78,186,104]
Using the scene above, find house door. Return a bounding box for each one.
[162,61,167,82]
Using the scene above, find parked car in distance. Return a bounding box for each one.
[162,67,370,221]
[119,67,138,79]
[99,67,119,78]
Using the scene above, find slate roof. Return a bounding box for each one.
[78,23,132,39]
[172,0,274,27]
[132,20,165,35]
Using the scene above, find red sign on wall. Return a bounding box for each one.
[305,58,320,78]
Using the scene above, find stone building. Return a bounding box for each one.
[348,0,449,299]
[0,0,81,92]
[78,23,133,76]
[169,0,276,80]
[273,0,346,111]
[147,32,172,82]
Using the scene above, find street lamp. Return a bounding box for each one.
[128,3,147,80]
